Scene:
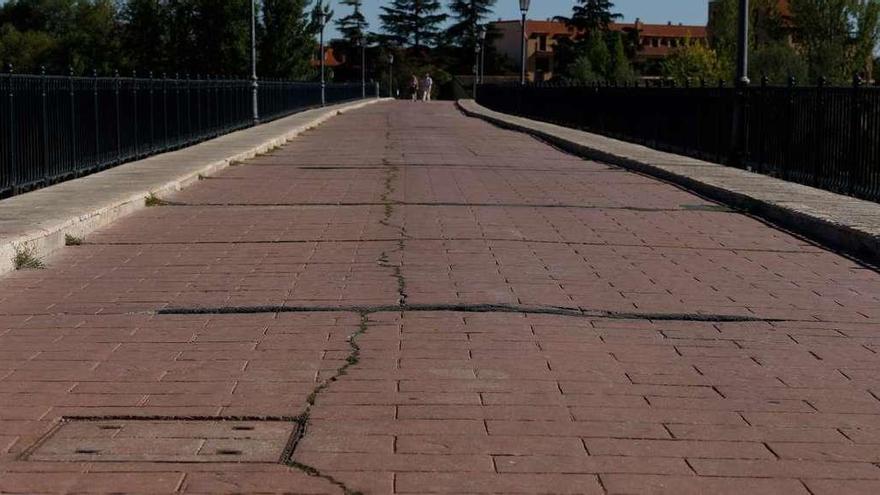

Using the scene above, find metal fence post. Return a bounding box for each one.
[41,66,49,184]
[6,65,15,193]
[162,73,168,149]
[69,67,76,173]
[114,69,121,164]
[132,70,139,158]
[813,77,826,187]
[93,69,99,167]
[149,71,154,154]
[849,74,863,196]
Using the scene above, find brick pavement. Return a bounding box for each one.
[1,101,880,494]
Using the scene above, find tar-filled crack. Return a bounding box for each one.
[147,200,733,213]
[283,124,401,495]
[283,312,370,495]
[157,302,780,323]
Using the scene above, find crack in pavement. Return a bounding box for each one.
[280,118,403,495]
[79,237,819,254]
[153,201,733,213]
[155,302,784,323]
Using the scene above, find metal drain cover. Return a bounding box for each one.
[28,419,298,463]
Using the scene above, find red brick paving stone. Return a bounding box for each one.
[394,473,604,494]
[3,101,880,493]
[600,474,811,494]
[806,480,880,495]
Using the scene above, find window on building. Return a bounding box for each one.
[539,35,547,52]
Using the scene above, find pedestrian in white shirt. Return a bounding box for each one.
[421,74,433,101]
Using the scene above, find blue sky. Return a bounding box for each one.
[329,0,710,38]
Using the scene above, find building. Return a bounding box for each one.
[490,19,708,82]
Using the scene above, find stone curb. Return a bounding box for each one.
[458,99,880,266]
[0,98,389,276]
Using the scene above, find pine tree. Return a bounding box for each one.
[447,0,496,48]
[335,0,367,44]
[260,0,315,79]
[380,0,448,49]
[566,0,622,32]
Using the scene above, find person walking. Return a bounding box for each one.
[421,73,433,102]
[410,74,419,101]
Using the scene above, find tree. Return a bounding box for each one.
[447,0,496,48]
[120,0,168,72]
[335,0,367,44]
[380,0,448,49]
[558,0,622,32]
[662,42,726,85]
[608,32,636,82]
[751,43,807,83]
[708,0,791,80]
[0,24,56,71]
[260,0,315,79]
[790,0,880,82]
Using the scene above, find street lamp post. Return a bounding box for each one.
[736,0,749,86]
[250,0,258,124]
[359,37,366,99]
[388,54,394,98]
[733,0,749,166]
[519,0,530,85]
[473,34,480,99]
[478,26,487,84]
[318,5,327,106]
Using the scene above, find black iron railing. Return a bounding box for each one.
[0,70,373,198]
[477,81,880,203]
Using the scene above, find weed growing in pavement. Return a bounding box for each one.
[64,234,83,246]
[13,243,45,270]
[145,192,167,207]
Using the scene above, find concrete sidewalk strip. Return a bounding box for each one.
[0,98,388,275]
[458,99,880,265]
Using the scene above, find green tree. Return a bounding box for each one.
[335,0,367,44]
[662,42,726,85]
[791,0,880,82]
[447,0,496,48]
[0,24,56,71]
[380,0,448,49]
[260,0,315,79]
[751,43,808,83]
[557,0,622,31]
[609,32,636,82]
[0,0,122,73]
[567,54,601,83]
[120,0,168,72]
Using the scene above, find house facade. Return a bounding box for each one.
[490,19,708,82]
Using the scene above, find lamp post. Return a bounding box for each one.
[318,4,327,106]
[250,0,258,124]
[478,26,487,84]
[732,0,749,167]
[359,36,366,99]
[388,54,394,98]
[736,0,749,86]
[473,33,480,99]
[519,0,530,85]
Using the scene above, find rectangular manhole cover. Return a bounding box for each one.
[27,419,298,463]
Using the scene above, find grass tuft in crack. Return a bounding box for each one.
[145,192,168,207]
[13,243,45,270]
[64,234,83,246]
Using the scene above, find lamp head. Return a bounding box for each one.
[519,0,530,13]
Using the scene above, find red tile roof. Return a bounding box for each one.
[493,19,707,40]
